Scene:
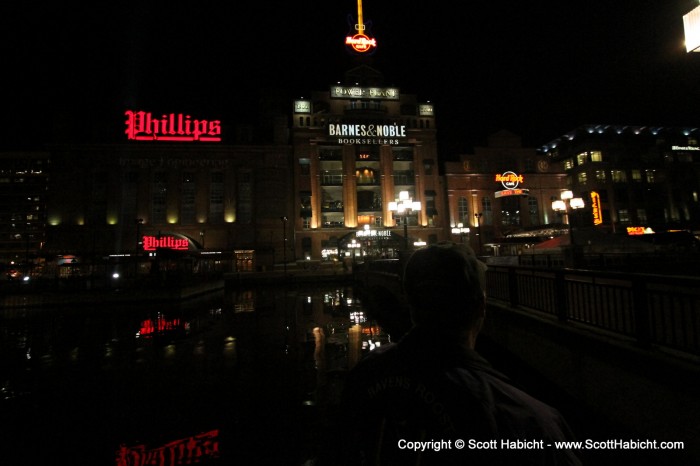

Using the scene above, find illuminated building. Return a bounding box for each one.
[0,152,49,270]
[291,65,447,260]
[444,130,568,256]
[42,128,293,272]
[540,125,700,236]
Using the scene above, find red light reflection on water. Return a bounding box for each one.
[138,315,185,337]
[116,429,220,466]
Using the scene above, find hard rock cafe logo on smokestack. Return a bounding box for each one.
[125,110,222,142]
[345,0,377,54]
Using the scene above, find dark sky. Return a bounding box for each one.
[4,1,700,156]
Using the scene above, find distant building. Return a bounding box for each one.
[539,125,700,236]
[0,151,50,272]
[444,130,568,256]
[290,65,447,261]
[42,137,292,273]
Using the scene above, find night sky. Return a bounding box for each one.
[4,1,700,157]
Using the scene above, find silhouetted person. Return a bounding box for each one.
[336,242,581,465]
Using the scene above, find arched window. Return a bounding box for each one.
[481,197,493,226]
[458,197,469,224]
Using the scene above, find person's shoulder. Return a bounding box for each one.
[346,342,403,379]
[479,371,576,439]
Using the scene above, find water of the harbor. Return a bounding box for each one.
[0,283,397,465]
[0,282,676,466]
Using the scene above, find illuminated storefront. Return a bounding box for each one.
[444,130,568,255]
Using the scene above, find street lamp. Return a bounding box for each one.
[451,222,470,243]
[552,190,584,246]
[388,191,421,251]
[474,213,483,254]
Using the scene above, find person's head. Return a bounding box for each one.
[402,241,487,335]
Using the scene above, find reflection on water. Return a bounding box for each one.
[0,283,392,465]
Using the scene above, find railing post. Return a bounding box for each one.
[632,277,652,348]
[508,267,519,308]
[555,270,568,321]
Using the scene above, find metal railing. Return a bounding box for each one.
[486,265,700,357]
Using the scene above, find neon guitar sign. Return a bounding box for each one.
[345,0,377,54]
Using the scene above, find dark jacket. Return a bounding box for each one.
[336,327,582,466]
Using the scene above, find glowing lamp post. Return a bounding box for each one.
[451,223,470,244]
[552,190,584,247]
[388,191,421,251]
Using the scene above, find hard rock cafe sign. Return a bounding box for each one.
[125,110,222,142]
[345,0,377,54]
[494,171,529,198]
[495,171,524,189]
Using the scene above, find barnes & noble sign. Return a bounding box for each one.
[328,122,407,145]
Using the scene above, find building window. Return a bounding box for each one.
[302,217,311,229]
[481,197,493,226]
[357,190,379,211]
[595,170,606,182]
[576,152,588,165]
[611,170,627,183]
[356,166,378,185]
[424,191,437,218]
[564,159,574,170]
[577,172,588,185]
[458,197,469,225]
[528,197,539,225]
[590,151,603,162]
[618,209,630,224]
[299,158,310,176]
[321,170,343,185]
[645,170,656,183]
[631,170,642,182]
[300,192,312,219]
[637,208,648,224]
